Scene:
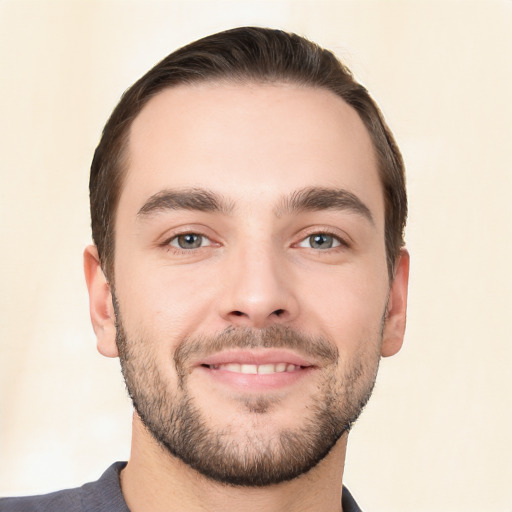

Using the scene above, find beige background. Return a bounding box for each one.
[1,1,511,510]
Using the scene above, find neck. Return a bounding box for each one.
[120,414,348,512]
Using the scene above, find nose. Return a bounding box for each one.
[218,244,299,329]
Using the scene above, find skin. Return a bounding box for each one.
[84,83,409,512]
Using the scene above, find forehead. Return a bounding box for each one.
[121,82,383,219]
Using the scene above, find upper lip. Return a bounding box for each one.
[197,349,316,368]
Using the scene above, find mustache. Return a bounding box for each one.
[173,324,339,371]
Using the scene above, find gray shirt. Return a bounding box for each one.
[0,462,362,511]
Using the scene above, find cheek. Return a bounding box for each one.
[299,264,389,346]
[114,261,222,343]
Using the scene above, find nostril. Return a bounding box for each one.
[232,311,244,317]
[273,309,285,317]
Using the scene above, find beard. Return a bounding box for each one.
[113,296,383,487]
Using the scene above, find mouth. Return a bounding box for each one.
[203,362,307,374]
[194,349,317,391]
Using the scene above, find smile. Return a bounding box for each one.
[195,350,316,392]
[204,363,304,374]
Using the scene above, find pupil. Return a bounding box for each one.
[178,234,201,249]
[311,234,332,249]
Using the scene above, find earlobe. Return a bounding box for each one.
[381,249,410,357]
[83,245,119,358]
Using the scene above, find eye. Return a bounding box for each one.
[169,233,211,250]
[297,233,342,250]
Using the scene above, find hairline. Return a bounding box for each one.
[104,78,399,283]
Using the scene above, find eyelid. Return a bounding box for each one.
[168,233,213,249]
[296,234,341,249]
[293,226,352,249]
[158,225,221,251]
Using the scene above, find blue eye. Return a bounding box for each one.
[298,233,341,250]
[169,234,209,249]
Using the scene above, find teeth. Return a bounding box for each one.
[209,363,301,374]
[241,364,257,374]
[257,364,275,374]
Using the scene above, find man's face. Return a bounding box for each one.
[95,83,407,485]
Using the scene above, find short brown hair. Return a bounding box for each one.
[90,26,407,280]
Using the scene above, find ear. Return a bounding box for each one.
[381,249,410,357]
[83,245,119,358]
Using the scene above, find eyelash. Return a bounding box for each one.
[294,229,350,251]
[162,232,214,254]
[161,228,350,255]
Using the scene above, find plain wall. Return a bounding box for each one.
[1,1,511,511]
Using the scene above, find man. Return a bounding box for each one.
[1,27,408,511]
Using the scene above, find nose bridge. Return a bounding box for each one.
[220,238,298,327]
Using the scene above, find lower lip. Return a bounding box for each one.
[196,365,315,391]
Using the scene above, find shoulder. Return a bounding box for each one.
[0,487,80,512]
[342,485,363,512]
[0,462,129,512]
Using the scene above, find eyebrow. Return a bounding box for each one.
[137,188,234,218]
[137,185,374,224]
[275,186,374,224]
